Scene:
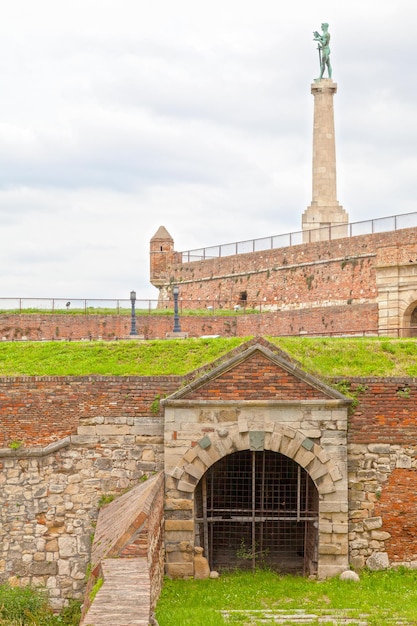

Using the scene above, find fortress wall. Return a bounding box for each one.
[0,302,378,341]
[346,379,417,568]
[0,376,180,447]
[1,375,417,599]
[160,228,417,307]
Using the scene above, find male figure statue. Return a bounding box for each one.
[313,23,332,80]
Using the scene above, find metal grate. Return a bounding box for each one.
[195,450,318,575]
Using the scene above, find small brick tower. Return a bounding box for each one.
[150,226,175,290]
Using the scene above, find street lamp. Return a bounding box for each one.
[130,290,138,336]
[173,285,181,333]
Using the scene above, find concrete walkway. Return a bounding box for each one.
[81,558,151,626]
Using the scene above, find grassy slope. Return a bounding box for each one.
[0,336,417,377]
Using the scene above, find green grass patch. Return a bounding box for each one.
[272,336,417,378]
[0,336,417,377]
[0,584,81,624]
[155,569,417,625]
[0,337,246,376]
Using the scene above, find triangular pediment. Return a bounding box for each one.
[164,339,349,404]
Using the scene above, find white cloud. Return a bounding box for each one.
[0,0,416,300]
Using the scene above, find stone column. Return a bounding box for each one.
[302,79,348,242]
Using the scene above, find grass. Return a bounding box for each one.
[273,336,417,378]
[0,336,417,378]
[155,568,417,625]
[0,584,81,625]
[0,337,247,376]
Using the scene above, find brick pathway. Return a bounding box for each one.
[81,558,151,626]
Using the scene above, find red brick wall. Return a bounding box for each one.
[374,469,417,563]
[186,352,329,400]
[347,379,417,444]
[159,227,417,307]
[0,377,180,446]
[0,302,378,340]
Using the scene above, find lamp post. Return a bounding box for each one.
[130,290,138,336]
[173,285,181,333]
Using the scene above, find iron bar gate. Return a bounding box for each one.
[195,450,319,575]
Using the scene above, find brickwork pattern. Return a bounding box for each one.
[185,352,333,401]
[0,376,179,446]
[347,380,417,444]
[0,302,378,340]
[157,228,417,307]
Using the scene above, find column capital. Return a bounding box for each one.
[311,79,337,95]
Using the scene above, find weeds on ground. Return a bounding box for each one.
[0,584,81,625]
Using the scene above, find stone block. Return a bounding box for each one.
[294,447,315,469]
[397,455,412,469]
[366,552,389,570]
[238,418,248,433]
[30,561,57,576]
[363,517,382,531]
[76,425,96,435]
[58,536,77,558]
[319,543,343,555]
[96,425,130,435]
[184,463,204,480]
[165,499,193,511]
[165,562,194,578]
[177,480,195,493]
[332,524,348,534]
[371,530,391,541]
[165,520,194,532]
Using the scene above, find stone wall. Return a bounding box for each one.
[0,413,166,609]
[346,379,417,569]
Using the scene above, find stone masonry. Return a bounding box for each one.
[1,339,417,610]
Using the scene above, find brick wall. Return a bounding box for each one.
[186,352,330,400]
[346,379,417,568]
[0,302,378,340]
[347,379,417,444]
[0,376,180,446]
[156,227,417,309]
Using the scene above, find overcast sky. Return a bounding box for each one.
[0,1,416,302]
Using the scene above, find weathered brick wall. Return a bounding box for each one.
[346,379,417,568]
[0,302,378,340]
[0,376,180,447]
[186,352,330,401]
[159,227,417,307]
[347,379,417,445]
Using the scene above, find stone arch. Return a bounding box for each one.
[172,424,341,497]
[402,296,417,337]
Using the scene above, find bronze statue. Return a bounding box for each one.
[313,23,332,80]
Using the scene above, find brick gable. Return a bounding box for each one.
[174,344,342,402]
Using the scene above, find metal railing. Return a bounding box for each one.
[0,298,159,314]
[179,211,417,262]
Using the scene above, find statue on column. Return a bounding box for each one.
[313,23,332,80]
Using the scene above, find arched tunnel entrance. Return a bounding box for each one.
[195,450,319,575]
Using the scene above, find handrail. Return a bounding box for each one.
[179,211,417,262]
